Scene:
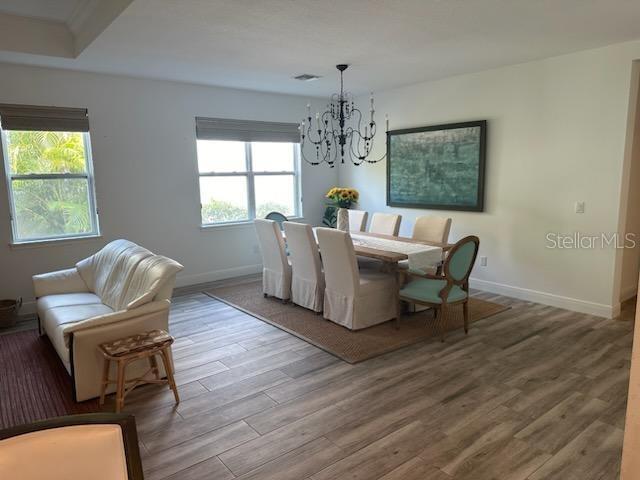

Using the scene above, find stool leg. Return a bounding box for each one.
[115,359,127,413]
[148,354,161,380]
[99,358,110,406]
[159,348,180,405]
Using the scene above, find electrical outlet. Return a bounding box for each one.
[575,201,585,214]
[480,256,487,266]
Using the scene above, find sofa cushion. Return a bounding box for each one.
[37,293,103,319]
[76,239,153,311]
[42,303,114,371]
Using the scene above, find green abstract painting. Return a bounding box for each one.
[387,120,486,211]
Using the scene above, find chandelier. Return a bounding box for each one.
[300,64,388,167]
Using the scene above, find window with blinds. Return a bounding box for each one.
[195,117,302,225]
[0,104,100,243]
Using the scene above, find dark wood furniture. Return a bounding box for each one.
[0,413,144,479]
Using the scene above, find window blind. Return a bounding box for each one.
[0,104,89,132]
[195,117,300,143]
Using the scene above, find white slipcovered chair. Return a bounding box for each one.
[283,221,324,312]
[255,219,291,301]
[412,215,452,243]
[369,212,402,236]
[316,227,397,330]
[348,210,369,232]
[33,239,183,401]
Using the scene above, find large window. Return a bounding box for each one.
[195,117,301,226]
[0,104,99,243]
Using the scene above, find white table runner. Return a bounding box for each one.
[349,233,443,271]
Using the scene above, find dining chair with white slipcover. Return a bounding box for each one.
[316,227,398,330]
[254,219,291,302]
[348,210,369,232]
[369,212,402,236]
[412,215,452,244]
[283,221,324,312]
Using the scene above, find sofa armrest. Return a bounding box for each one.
[62,300,170,342]
[33,268,90,298]
[68,301,172,402]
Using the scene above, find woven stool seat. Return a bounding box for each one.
[99,330,173,358]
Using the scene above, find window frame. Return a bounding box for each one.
[1,129,101,245]
[197,140,302,227]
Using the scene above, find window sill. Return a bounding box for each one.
[9,234,103,249]
[200,217,304,231]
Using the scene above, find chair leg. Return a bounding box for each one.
[463,301,469,334]
[160,348,180,405]
[148,354,161,380]
[115,360,127,413]
[99,358,110,406]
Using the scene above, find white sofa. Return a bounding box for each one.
[33,239,183,401]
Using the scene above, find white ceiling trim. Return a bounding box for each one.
[0,0,133,59]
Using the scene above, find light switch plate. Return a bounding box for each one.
[575,201,585,214]
[480,256,488,266]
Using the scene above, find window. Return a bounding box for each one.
[195,117,301,225]
[0,104,99,243]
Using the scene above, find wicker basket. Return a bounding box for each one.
[0,298,21,328]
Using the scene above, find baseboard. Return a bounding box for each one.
[469,277,615,319]
[174,264,262,288]
[17,267,617,320]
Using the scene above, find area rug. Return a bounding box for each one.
[0,330,100,429]
[206,280,510,363]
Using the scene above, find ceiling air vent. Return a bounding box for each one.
[293,74,321,81]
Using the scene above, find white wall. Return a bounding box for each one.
[340,40,640,317]
[0,63,337,311]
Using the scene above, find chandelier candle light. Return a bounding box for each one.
[300,64,389,167]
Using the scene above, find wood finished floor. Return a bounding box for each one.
[104,281,633,480]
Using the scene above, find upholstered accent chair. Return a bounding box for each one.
[369,212,402,236]
[317,227,397,330]
[33,239,183,401]
[265,211,288,230]
[399,236,479,341]
[283,221,324,312]
[348,209,369,232]
[255,218,291,302]
[0,414,143,479]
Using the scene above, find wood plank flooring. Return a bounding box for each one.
[103,280,633,480]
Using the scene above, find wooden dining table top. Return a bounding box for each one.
[348,231,452,264]
[285,228,453,265]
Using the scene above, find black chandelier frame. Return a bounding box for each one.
[300,64,387,167]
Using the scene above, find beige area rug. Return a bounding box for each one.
[206,280,510,363]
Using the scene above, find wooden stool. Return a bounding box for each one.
[98,329,179,413]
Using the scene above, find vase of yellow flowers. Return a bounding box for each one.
[323,187,359,230]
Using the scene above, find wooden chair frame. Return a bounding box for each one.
[399,235,480,341]
[0,413,144,480]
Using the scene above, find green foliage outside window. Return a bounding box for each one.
[5,131,95,240]
[201,200,289,224]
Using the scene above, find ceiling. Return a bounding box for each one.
[1,0,640,97]
[0,0,86,23]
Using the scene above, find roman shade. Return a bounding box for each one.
[195,117,300,143]
[0,104,89,132]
